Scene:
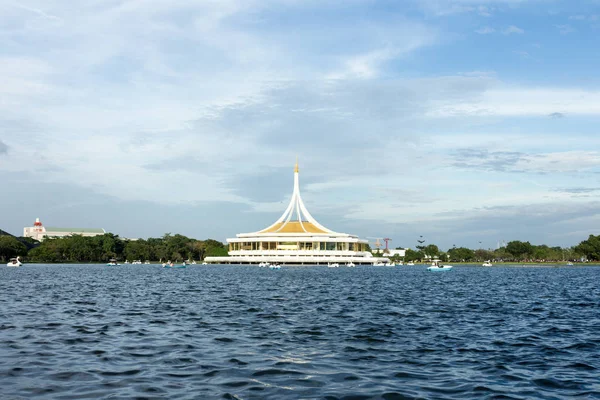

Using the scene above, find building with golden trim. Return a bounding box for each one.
[204,161,389,265]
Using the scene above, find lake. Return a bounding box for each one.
[1,264,599,399]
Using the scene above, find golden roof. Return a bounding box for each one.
[259,221,328,234]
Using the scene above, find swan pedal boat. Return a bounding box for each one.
[7,257,22,267]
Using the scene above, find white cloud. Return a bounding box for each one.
[1,0,599,247]
[556,24,575,34]
[475,26,495,34]
[502,25,525,34]
[429,88,600,117]
[569,14,598,22]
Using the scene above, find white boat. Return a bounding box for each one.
[191,260,197,265]
[258,262,269,267]
[269,264,281,269]
[346,262,356,267]
[427,258,453,272]
[328,262,339,268]
[566,262,574,266]
[163,262,186,269]
[144,260,150,264]
[132,260,142,265]
[482,260,493,267]
[106,258,119,266]
[406,261,415,266]
[6,256,22,267]
[397,261,403,266]
[385,262,395,266]
[124,260,130,264]
[201,262,208,265]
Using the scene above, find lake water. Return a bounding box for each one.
[1,264,599,399]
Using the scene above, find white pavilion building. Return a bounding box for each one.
[23,218,106,242]
[204,162,389,266]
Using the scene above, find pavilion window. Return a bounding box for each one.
[326,242,336,251]
[349,243,355,251]
[320,242,326,250]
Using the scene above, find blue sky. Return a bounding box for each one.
[1,0,600,250]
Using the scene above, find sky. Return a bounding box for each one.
[1,0,600,250]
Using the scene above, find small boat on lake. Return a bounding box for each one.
[346,262,355,267]
[269,263,281,269]
[566,262,574,266]
[6,256,22,267]
[427,258,453,272]
[163,261,186,269]
[106,258,119,266]
[328,262,339,268]
[482,260,493,267]
[406,261,415,266]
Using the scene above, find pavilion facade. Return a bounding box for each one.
[204,162,389,265]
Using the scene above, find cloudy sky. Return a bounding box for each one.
[1,0,600,250]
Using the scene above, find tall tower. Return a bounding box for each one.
[254,159,334,234]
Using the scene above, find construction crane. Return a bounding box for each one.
[366,237,383,250]
[367,237,392,253]
[383,238,392,251]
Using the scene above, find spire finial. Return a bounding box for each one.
[294,156,299,173]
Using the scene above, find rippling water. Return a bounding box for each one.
[1,264,599,399]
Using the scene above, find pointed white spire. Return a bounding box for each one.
[255,160,334,234]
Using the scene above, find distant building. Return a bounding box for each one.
[373,249,406,257]
[386,249,406,257]
[204,161,389,265]
[23,218,106,241]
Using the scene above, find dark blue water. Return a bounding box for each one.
[1,265,599,399]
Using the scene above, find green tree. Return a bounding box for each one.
[404,248,421,262]
[474,249,494,262]
[448,247,474,262]
[575,234,600,261]
[0,236,28,262]
[423,244,439,258]
[203,239,228,258]
[505,241,534,261]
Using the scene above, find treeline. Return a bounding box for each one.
[0,233,228,263]
[2,232,600,264]
[381,235,600,263]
